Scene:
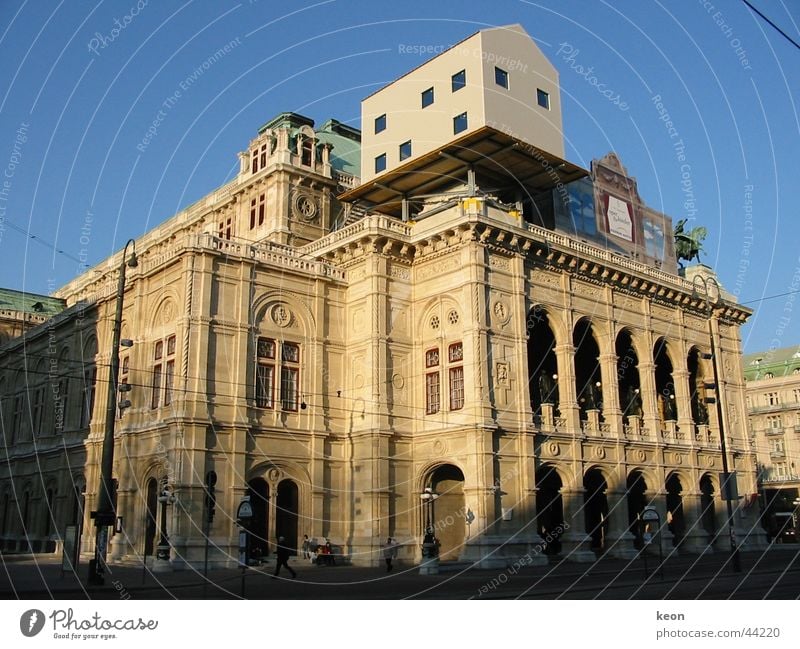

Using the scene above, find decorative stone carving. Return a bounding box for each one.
[492,300,510,325]
[489,254,511,270]
[433,439,446,456]
[391,373,404,389]
[496,362,509,385]
[417,255,459,279]
[389,264,410,280]
[267,467,281,483]
[547,442,560,457]
[595,446,606,459]
[159,299,176,325]
[292,191,319,222]
[271,304,292,327]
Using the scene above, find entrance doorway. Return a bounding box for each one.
[429,465,465,561]
[248,478,270,557]
[584,468,608,551]
[144,478,158,557]
[275,479,299,554]
[535,464,564,555]
[666,473,685,546]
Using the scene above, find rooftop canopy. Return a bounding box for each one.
[339,126,588,218]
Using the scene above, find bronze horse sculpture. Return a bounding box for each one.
[674,218,707,267]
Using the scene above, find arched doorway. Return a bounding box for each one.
[144,478,158,557]
[248,478,270,558]
[616,330,642,420]
[574,319,603,420]
[429,464,465,561]
[527,307,559,413]
[275,479,298,554]
[627,470,648,549]
[699,474,716,542]
[584,468,609,551]
[688,348,710,426]
[666,473,685,546]
[654,338,677,423]
[535,464,564,555]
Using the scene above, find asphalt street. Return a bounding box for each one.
[2,546,799,599]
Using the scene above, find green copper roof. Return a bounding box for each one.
[0,288,65,315]
[316,119,361,176]
[743,345,800,380]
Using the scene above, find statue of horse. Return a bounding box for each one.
[674,218,707,266]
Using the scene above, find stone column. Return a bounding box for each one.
[673,368,694,443]
[554,344,579,432]
[605,490,638,559]
[559,488,596,562]
[638,360,660,441]
[599,352,623,438]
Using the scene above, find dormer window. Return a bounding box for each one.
[301,139,314,167]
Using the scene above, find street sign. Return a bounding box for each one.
[237,495,253,521]
[641,507,659,522]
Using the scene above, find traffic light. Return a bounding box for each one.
[205,471,217,524]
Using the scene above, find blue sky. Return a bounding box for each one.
[0,0,797,353]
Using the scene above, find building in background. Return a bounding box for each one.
[744,346,800,542]
[0,289,65,345]
[0,24,764,570]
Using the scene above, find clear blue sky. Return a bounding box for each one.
[0,0,797,353]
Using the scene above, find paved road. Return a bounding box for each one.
[2,547,799,599]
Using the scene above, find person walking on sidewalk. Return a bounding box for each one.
[273,536,297,579]
[382,537,398,572]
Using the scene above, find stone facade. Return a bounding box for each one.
[0,26,765,570]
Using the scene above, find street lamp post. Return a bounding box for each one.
[419,487,440,574]
[89,239,137,586]
[156,484,175,562]
[692,274,742,573]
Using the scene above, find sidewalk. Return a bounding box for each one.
[2,546,799,599]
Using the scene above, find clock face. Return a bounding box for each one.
[293,192,318,221]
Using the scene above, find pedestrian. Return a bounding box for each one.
[272,536,297,579]
[301,534,310,559]
[382,537,398,572]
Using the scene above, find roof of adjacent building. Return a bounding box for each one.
[258,112,361,177]
[315,119,361,177]
[0,288,65,316]
[743,345,800,380]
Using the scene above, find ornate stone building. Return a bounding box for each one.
[744,346,800,540]
[0,24,764,569]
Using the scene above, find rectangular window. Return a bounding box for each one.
[81,367,97,428]
[251,150,258,174]
[399,140,412,161]
[425,348,440,368]
[451,69,466,92]
[11,394,23,443]
[154,341,163,361]
[151,364,162,409]
[282,343,300,364]
[258,194,265,226]
[768,415,782,429]
[426,373,440,414]
[167,335,176,356]
[164,360,175,406]
[421,86,434,108]
[260,143,267,169]
[250,198,257,230]
[449,366,465,410]
[375,153,387,174]
[794,389,800,403]
[31,388,44,436]
[374,114,386,133]
[767,392,779,406]
[495,67,509,89]
[257,337,275,359]
[281,367,299,411]
[453,112,468,135]
[256,364,275,408]
[537,88,550,109]
[448,342,463,363]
